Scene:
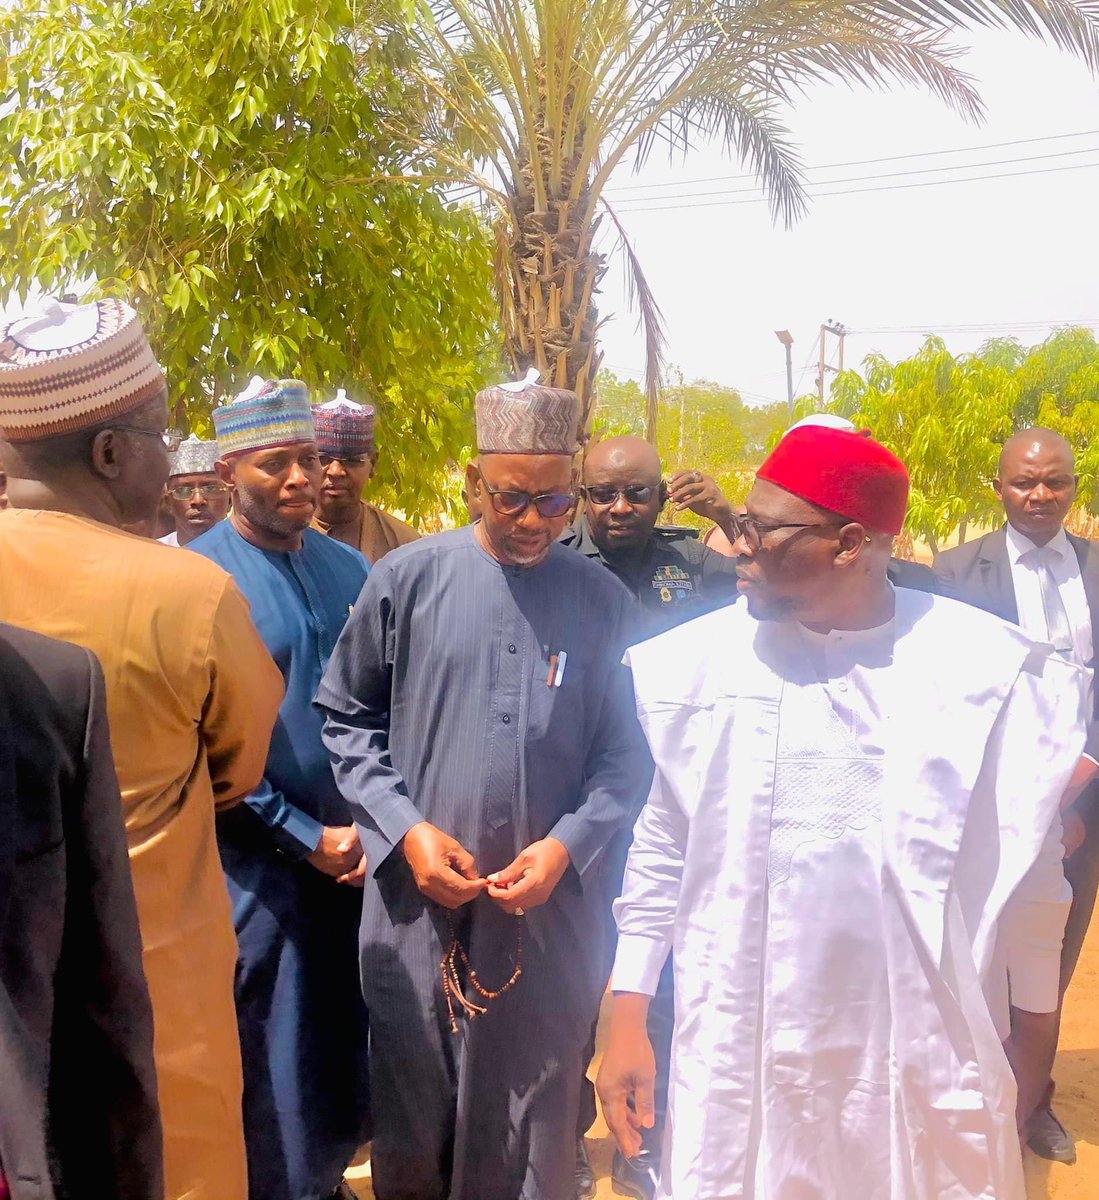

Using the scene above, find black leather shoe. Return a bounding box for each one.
[331,1183,359,1199]
[1026,1103,1077,1165]
[575,1136,596,1200]
[612,1147,660,1200]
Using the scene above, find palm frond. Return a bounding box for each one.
[632,88,809,227]
[602,196,666,442]
[854,0,1099,69]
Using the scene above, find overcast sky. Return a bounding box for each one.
[594,28,1099,407]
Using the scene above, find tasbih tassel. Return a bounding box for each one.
[440,912,525,1035]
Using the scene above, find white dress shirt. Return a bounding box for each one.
[1005,523,1093,714]
[158,530,180,547]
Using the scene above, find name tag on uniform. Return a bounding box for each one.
[651,565,694,605]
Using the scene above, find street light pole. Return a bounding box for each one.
[774,329,794,419]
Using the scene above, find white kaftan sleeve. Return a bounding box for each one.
[1001,818,1072,1013]
[979,646,1080,1016]
[611,764,689,996]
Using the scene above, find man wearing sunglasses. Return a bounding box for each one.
[560,435,740,640]
[599,423,1080,1200]
[318,376,652,1200]
[311,390,420,565]
[159,433,231,547]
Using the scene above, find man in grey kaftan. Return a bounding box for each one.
[317,378,652,1200]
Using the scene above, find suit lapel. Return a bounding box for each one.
[0,668,15,932]
[977,527,1019,625]
[1069,533,1099,668]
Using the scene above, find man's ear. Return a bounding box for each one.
[465,459,482,496]
[88,429,125,481]
[214,458,234,487]
[658,479,669,506]
[835,522,868,564]
[992,477,1003,499]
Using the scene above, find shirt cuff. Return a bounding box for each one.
[1006,899,1071,1014]
[369,797,423,874]
[548,812,605,883]
[271,807,325,860]
[1008,961,1062,1014]
[611,933,670,997]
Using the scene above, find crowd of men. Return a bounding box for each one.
[0,295,1096,1200]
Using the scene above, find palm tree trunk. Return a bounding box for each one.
[495,134,605,437]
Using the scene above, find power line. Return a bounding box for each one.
[853,319,1099,334]
[793,340,819,398]
[612,158,1099,213]
[604,129,1099,194]
[609,145,1099,207]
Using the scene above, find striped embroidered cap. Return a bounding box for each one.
[312,388,376,457]
[168,433,220,477]
[212,377,315,458]
[0,297,167,442]
[475,370,580,456]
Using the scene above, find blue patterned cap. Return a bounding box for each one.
[212,376,315,457]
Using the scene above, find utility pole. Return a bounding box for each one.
[816,319,847,402]
[774,330,795,418]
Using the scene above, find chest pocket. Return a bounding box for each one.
[526,653,587,753]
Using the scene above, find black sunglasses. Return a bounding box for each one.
[480,479,575,519]
[581,484,659,506]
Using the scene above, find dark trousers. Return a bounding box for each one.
[1043,784,1099,1110]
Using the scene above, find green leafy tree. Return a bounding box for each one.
[1011,328,1099,514]
[411,0,1099,436]
[0,0,499,520]
[828,338,1015,551]
[826,329,1099,549]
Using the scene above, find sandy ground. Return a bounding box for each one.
[1024,907,1099,1200]
[347,912,1099,1199]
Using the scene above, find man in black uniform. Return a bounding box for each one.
[560,435,741,637]
[561,435,737,1199]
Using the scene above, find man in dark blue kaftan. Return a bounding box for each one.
[317,379,653,1200]
[190,378,371,1200]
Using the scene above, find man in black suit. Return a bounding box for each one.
[934,427,1099,1165]
[0,589,163,1197]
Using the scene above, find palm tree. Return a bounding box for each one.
[407,0,1099,436]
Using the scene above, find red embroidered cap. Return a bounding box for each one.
[757,425,909,535]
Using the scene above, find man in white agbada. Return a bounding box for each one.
[598,424,1082,1199]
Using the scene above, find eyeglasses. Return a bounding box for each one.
[731,514,844,553]
[581,484,659,506]
[109,425,185,452]
[168,482,229,501]
[480,479,575,519]
[319,453,369,468]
